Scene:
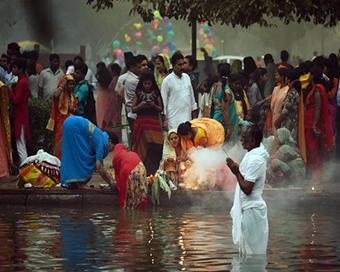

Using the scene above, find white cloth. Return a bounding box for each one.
[85,68,97,89]
[38,68,64,99]
[198,92,210,118]
[17,125,28,166]
[115,73,128,92]
[5,72,18,84]
[161,72,197,130]
[230,143,269,255]
[28,74,39,98]
[124,71,139,120]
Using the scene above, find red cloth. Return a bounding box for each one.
[9,75,31,140]
[305,84,333,180]
[112,144,141,208]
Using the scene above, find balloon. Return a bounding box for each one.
[113,40,120,48]
[166,22,173,31]
[136,41,143,46]
[152,45,160,51]
[157,35,163,42]
[212,47,217,58]
[169,42,176,51]
[154,19,159,29]
[205,38,210,44]
[134,23,143,30]
[198,28,204,35]
[207,33,213,39]
[162,48,168,55]
[118,56,124,65]
[147,30,154,38]
[203,24,209,31]
[134,31,142,39]
[124,34,131,42]
[167,30,175,40]
[163,16,170,24]
[145,22,150,27]
[116,49,123,58]
[153,10,162,19]
[157,27,163,33]
[204,28,210,34]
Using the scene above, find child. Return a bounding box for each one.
[8,58,31,165]
[131,71,163,176]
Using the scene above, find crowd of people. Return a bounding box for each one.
[1,42,340,196]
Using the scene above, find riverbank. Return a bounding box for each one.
[1,151,340,208]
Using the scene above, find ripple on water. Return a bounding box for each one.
[0,205,339,271]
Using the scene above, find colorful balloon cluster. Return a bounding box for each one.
[111,10,177,61]
[198,22,217,58]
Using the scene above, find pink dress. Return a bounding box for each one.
[96,83,110,130]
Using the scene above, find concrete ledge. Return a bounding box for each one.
[0,188,339,208]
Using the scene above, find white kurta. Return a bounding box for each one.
[161,72,197,130]
[230,143,269,255]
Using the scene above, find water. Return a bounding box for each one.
[0,204,339,271]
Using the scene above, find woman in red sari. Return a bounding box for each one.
[305,67,333,181]
[112,140,148,209]
[46,75,78,159]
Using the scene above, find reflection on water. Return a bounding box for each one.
[0,205,340,271]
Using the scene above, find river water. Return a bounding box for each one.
[0,203,339,271]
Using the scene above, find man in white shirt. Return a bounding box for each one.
[227,124,269,255]
[124,55,146,133]
[161,53,197,131]
[38,54,64,99]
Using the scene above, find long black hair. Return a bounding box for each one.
[136,70,159,92]
[177,121,192,136]
[218,64,231,102]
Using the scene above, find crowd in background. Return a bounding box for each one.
[1,41,340,189]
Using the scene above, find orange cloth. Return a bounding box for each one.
[265,84,289,137]
[46,75,77,159]
[181,118,225,152]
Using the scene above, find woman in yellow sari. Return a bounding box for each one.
[46,75,78,159]
[154,54,170,90]
[177,118,225,152]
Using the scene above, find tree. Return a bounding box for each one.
[86,0,340,28]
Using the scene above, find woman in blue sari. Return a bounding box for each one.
[210,64,238,144]
[60,116,115,189]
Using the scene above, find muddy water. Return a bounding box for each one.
[0,204,339,271]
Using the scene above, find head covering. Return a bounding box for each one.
[162,129,179,160]
[64,74,75,81]
[66,65,74,75]
[277,128,296,146]
[231,59,242,74]
[155,53,171,89]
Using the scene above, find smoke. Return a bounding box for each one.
[182,143,248,191]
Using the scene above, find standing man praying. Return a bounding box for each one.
[226,124,269,255]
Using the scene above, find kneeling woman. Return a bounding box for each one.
[177,118,225,152]
[267,128,305,187]
[60,116,115,189]
[112,141,149,209]
[159,129,189,186]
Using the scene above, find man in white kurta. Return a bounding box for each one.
[227,124,269,255]
[161,53,197,130]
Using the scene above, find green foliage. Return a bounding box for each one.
[28,98,54,154]
[86,0,340,27]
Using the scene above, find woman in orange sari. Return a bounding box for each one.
[46,75,78,159]
[177,118,225,152]
[305,67,333,181]
[264,68,289,137]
